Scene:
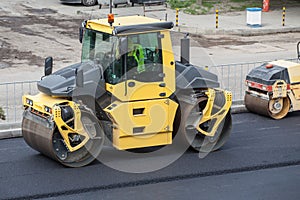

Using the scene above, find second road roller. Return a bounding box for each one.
[245,42,300,119]
[22,15,232,167]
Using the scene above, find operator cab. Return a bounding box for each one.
[80,28,164,85]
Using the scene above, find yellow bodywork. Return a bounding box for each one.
[270,60,300,84]
[269,60,300,111]
[104,99,178,150]
[197,89,232,137]
[52,103,90,152]
[288,90,300,111]
[23,93,89,152]
[23,93,67,116]
[97,17,179,149]
[105,29,175,102]
[272,80,287,99]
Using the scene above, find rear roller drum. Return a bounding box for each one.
[23,110,104,167]
[180,97,232,152]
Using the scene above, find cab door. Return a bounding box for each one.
[106,31,175,102]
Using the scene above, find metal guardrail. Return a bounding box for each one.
[0,58,298,128]
[209,58,299,101]
[0,81,38,125]
[143,1,168,21]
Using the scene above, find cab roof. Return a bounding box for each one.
[270,60,300,84]
[95,16,162,26]
[86,16,173,35]
[270,60,300,69]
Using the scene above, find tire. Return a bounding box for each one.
[82,0,97,6]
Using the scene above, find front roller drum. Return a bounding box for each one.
[22,109,104,167]
[245,93,290,119]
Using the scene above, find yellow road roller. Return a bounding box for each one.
[22,15,232,167]
[245,42,300,119]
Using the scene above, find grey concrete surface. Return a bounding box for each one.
[95,6,300,35]
[0,122,21,139]
[172,7,300,35]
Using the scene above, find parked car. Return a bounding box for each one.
[60,0,128,7]
[130,0,165,7]
[60,0,98,6]
[98,0,128,8]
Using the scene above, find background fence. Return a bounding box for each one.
[0,81,38,125]
[209,58,299,101]
[0,58,299,126]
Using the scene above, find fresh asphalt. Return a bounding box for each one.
[42,165,300,200]
[0,112,300,199]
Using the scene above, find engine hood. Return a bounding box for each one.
[246,63,290,85]
[37,62,105,98]
[175,62,220,89]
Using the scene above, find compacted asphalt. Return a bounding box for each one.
[0,112,300,199]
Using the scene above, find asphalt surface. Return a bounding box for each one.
[1,112,300,199]
[44,165,300,200]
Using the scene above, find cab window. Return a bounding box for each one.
[105,32,163,85]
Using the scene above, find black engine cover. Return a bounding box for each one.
[37,62,106,99]
[175,62,220,89]
[246,63,290,85]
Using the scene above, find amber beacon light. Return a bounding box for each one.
[108,14,114,26]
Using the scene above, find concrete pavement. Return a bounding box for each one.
[171,6,300,35]
[89,5,300,35]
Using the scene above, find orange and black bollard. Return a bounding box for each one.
[216,9,219,29]
[176,8,179,27]
[282,7,286,26]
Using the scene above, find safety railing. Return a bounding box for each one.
[0,81,38,125]
[143,1,168,21]
[0,58,298,128]
[209,58,299,101]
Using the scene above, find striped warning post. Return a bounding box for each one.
[216,9,219,29]
[282,7,286,26]
[176,8,179,27]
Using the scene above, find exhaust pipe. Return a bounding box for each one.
[181,33,190,65]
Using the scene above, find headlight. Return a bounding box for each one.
[262,86,267,90]
[26,98,33,106]
[44,106,52,114]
